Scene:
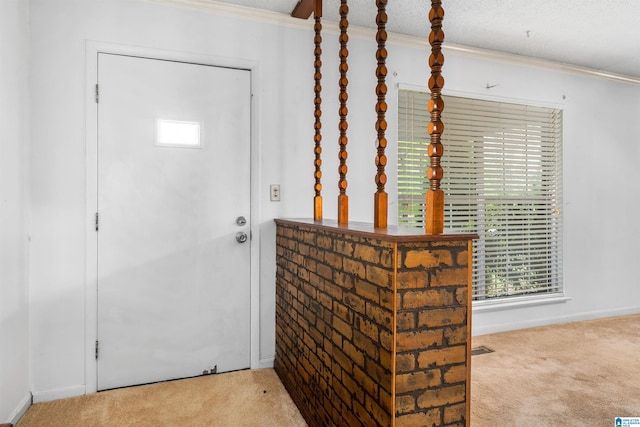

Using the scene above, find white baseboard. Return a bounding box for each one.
[258,356,274,369]
[473,306,640,336]
[8,392,31,425]
[32,385,85,403]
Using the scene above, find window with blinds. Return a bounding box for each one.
[398,90,563,301]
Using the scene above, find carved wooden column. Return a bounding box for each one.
[373,0,389,229]
[426,0,445,234]
[313,0,323,221]
[337,0,349,224]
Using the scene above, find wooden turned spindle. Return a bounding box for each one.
[313,0,323,221]
[426,0,445,234]
[337,0,349,224]
[373,0,389,229]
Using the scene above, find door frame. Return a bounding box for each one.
[84,41,262,395]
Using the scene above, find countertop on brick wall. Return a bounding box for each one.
[275,219,478,242]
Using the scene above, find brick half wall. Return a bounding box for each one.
[274,219,476,427]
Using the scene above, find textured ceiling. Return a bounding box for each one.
[217,0,640,78]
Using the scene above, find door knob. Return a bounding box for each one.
[236,232,248,243]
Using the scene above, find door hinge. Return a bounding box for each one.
[95,212,99,232]
[95,340,99,360]
[95,83,99,103]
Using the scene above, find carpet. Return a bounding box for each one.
[17,314,640,426]
[18,368,306,426]
[471,313,640,426]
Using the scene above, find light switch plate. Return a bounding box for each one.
[270,184,280,202]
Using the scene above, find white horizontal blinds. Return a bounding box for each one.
[398,90,563,301]
[398,90,430,226]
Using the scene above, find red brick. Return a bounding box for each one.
[333,270,357,291]
[379,387,393,412]
[332,379,351,406]
[343,258,366,279]
[333,346,353,374]
[298,243,310,256]
[380,348,392,371]
[317,291,332,310]
[322,338,334,366]
[333,301,352,323]
[455,287,468,305]
[402,289,454,309]
[353,330,379,359]
[395,395,416,414]
[355,278,380,303]
[444,402,467,424]
[302,232,316,245]
[418,346,466,368]
[343,340,365,368]
[417,384,465,409]
[396,311,415,331]
[310,247,323,262]
[334,239,354,256]
[332,330,343,348]
[456,250,469,266]
[324,251,343,269]
[444,326,467,345]
[354,365,379,400]
[397,270,429,289]
[396,353,415,373]
[325,282,343,300]
[394,408,441,427]
[354,244,381,263]
[380,248,393,268]
[317,235,332,249]
[344,294,366,314]
[418,307,467,328]
[404,249,453,268]
[317,262,333,280]
[352,400,378,427]
[366,394,391,426]
[302,282,317,299]
[443,364,466,384]
[291,251,305,265]
[354,315,379,341]
[379,289,393,310]
[379,330,394,351]
[308,325,324,347]
[431,241,466,249]
[365,303,393,330]
[430,268,468,287]
[365,358,391,392]
[396,370,441,393]
[396,330,443,352]
[366,264,391,287]
[333,316,353,340]
[342,373,365,404]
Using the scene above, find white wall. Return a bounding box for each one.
[28,0,640,399]
[0,0,31,422]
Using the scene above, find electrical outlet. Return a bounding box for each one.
[270,184,281,201]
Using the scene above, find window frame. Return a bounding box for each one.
[398,88,564,303]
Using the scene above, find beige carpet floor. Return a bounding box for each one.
[18,369,306,427]
[471,313,640,426]
[17,314,640,426]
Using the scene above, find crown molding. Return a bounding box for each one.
[145,0,640,86]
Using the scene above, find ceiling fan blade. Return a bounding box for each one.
[291,0,316,19]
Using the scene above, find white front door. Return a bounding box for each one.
[96,53,251,390]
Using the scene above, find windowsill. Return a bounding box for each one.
[472,294,572,313]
